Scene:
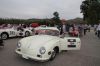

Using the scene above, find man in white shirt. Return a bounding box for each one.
[97,23,100,38]
[62,24,66,33]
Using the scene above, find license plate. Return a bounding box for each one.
[68,45,76,47]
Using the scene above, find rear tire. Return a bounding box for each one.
[25,31,30,37]
[1,33,8,40]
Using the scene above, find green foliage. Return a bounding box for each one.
[52,11,61,25]
[0,18,54,26]
[0,18,26,24]
[0,12,61,26]
[80,0,100,24]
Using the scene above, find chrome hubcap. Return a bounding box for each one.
[2,34,7,39]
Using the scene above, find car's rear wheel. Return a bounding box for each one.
[25,31,30,37]
[1,33,8,40]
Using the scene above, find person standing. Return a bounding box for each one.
[94,24,98,35]
[88,24,91,32]
[60,19,70,37]
[83,24,88,35]
[61,19,67,35]
[69,27,73,36]
[97,23,100,38]
[78,24,83,37]
[58,19,66,35]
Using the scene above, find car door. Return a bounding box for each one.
[60,37,81,50]
[8,29,17,37]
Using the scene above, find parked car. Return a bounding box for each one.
[15,27,81,61]
[17,27,34,37]
[0,27,34,40]
[34,25,48,34]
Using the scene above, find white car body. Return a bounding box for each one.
[0,27,34,39]
[34,25,47,31]
[0,28,18,39]
[17,27,34,37]
[15,27,81,61]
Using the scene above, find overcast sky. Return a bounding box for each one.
[0,0,84,20]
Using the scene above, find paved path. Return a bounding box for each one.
[0,30,100,66]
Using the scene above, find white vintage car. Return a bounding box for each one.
[15,27,81,61]
[0,27,34,40]
[34,25,47,31]
[17,27,34,37]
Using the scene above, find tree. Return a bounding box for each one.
[52,11,61,25]
[80,0,100,24]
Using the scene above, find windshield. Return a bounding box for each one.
[37,29,59,36]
